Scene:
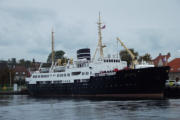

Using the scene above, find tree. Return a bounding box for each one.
[0,64,13,87]
[19,59,25,65]
[32,58,35,63]
[24,60,31,68]
[47,50,66,63]
[138,53,152,63]
[120,49,138,67]
[11,58,16,64]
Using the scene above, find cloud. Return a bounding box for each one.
[0,0,180,62]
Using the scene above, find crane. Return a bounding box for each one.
[117,37,138,69]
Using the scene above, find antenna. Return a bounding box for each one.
[51,28,55,65]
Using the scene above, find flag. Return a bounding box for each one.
[162,56,166,62]
[101,25,106,29]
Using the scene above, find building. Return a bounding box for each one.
[152,53,171,67]
[7,58,16,69]
[14,65,29,84]
[28,62,41,75]
[168,58,180,80]
[0,61,9,86]
[0,61,8,70]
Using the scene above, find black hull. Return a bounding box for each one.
[27,66,170,99]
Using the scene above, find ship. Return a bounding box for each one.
[26,13,170,99]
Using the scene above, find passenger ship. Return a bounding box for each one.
[26,14,170,98]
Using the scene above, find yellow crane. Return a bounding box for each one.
[117,37,138,69]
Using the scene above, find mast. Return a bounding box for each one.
[98,12,104,58]
[51,28,55,64]
[92,12,106,61]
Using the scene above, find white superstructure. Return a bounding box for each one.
[26,56,127,84]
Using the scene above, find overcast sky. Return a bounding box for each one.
[0,0,180,62]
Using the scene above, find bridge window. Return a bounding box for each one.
[72,72,81,76]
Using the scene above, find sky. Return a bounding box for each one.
[0,0,180,62]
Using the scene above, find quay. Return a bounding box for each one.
[0,86,29,95]
[165,86,180,98]
[0,91,28,95]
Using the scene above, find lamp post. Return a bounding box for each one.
[9,71,12,88]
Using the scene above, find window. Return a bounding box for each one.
[33,75,37,78]
[86,72,89,75]
[82,72,85,75]
[67,73,70,77]
[43,75,49,78]
[53,81,62,84]
[45,81,51,84]
[72,72,81,76]
[64,74,66,77]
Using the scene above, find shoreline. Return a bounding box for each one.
[0,90,29,95]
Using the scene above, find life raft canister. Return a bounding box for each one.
[114,68,118,72]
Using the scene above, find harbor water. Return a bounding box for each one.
[0,95,180,120]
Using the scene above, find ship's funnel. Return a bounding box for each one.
[77,48,91,60]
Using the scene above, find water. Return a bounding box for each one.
[0,95,180,120]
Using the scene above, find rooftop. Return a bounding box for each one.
[168,58,180,72]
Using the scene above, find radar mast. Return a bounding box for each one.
[92,12,106,61]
